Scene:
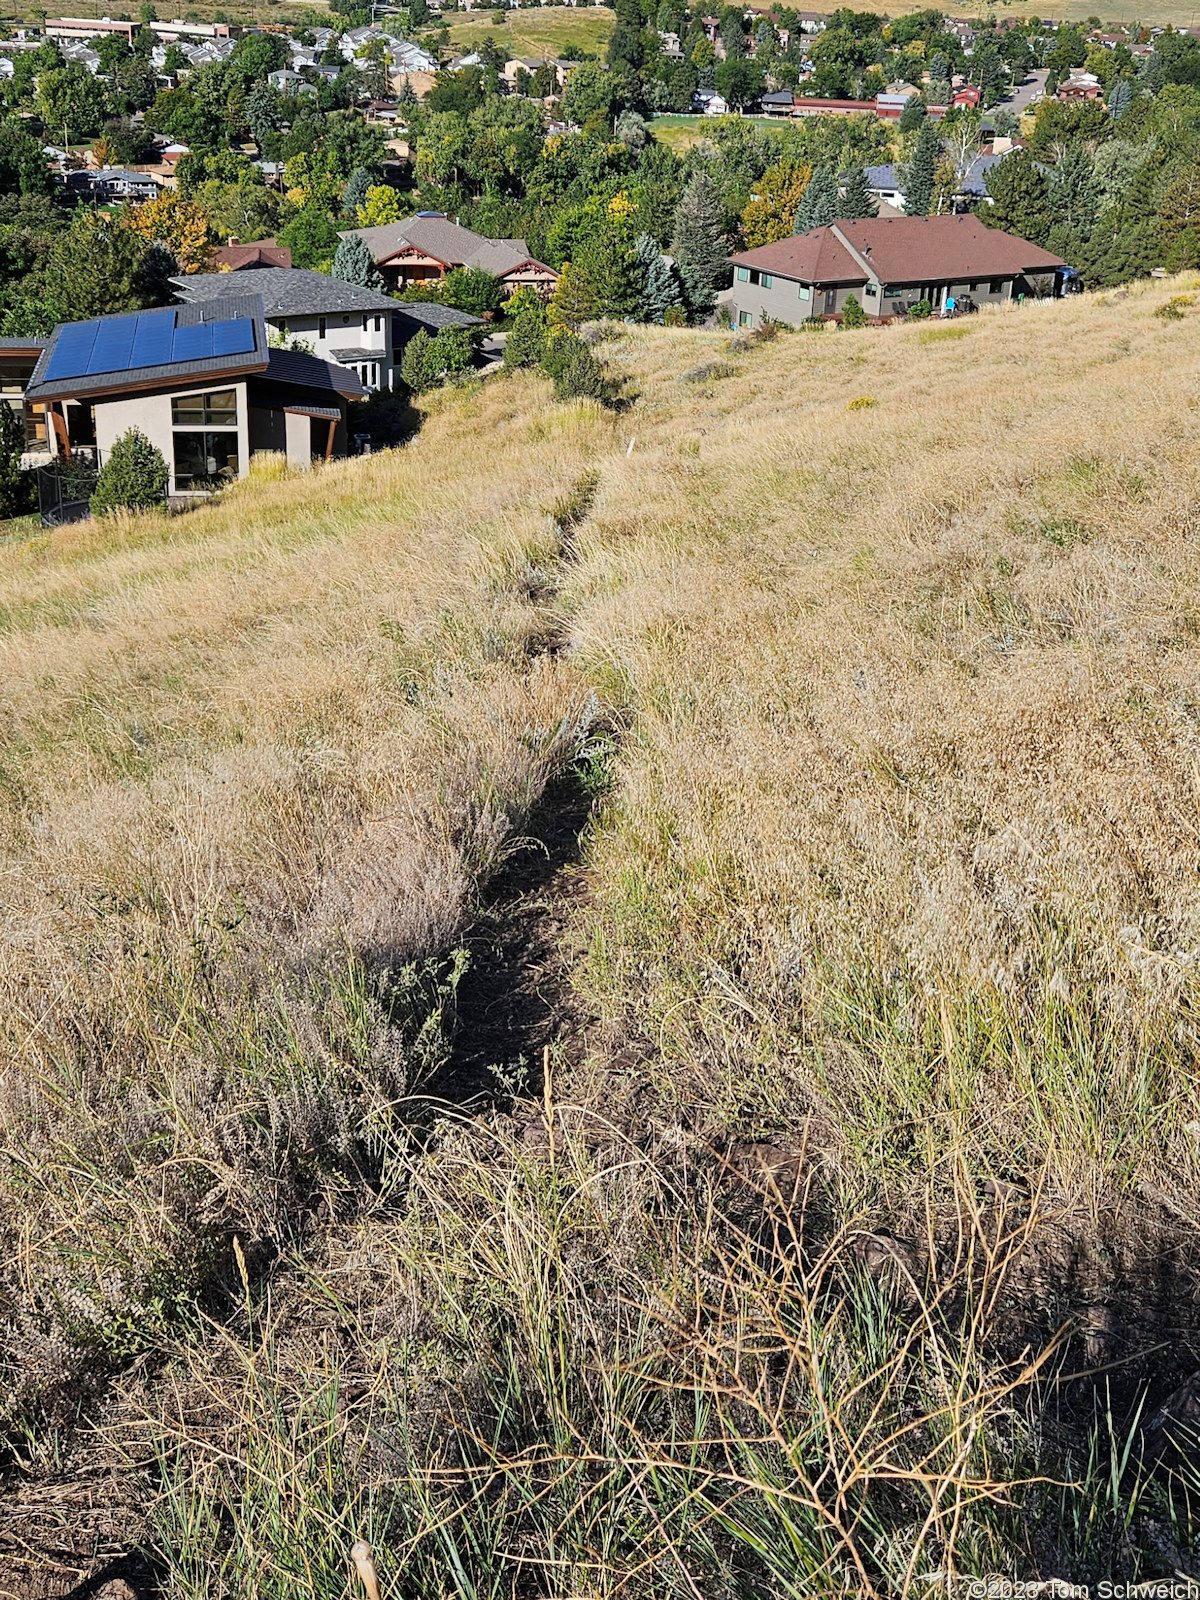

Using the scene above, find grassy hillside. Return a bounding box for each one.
[441,5,616,61]
[6,280,1200,1594]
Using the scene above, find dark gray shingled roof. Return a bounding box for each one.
[259,346,366,400]
[0,337,47,351]
[391,302,481,332]
[26,295,269,404]
[173,268,482,333]
[172,267,402,316]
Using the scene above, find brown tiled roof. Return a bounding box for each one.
[730,227,865,283]
[730,215,1066,285]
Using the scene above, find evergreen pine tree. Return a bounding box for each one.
[835,168,878,221]
[331,233,384,290]
[1047,146,1102,236]
[90,428,168,514]
[899,94,926,132]
[578,231,640,320]
[840,294,868,328]
[246,81,280,153]
[635,232,683,322]
[670,171,727,318]
[793,166,837,231]
[400,328,432,393]
[1107,77,1133,119]
[903,121,940,216]
[340,166,374,221]
[982,150,1053,243]
[503,306,546,369]
[548,261,602,330]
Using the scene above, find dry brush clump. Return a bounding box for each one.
[121,1115,1199,1596]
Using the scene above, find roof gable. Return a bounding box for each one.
[730,227,866,284]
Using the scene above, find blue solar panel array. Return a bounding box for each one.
[43,309,256,382]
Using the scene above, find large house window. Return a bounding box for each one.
[172,390,237,427]
[171,388,238,490]
[736,267,749,282]
[760,273,773,289]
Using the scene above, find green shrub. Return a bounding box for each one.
[662,304,687,327]
[503,306,547,370]
[90,428,168,514]
[402,326,475,391]
[553,344,606,402]
[0,401,33,519]
[908,298,933,319]
[840,294,868,329]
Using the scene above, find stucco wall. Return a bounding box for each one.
[94,378,250,496]
[284,410,312,469]
[270,312,393,390]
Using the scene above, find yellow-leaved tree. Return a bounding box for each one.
[127,191,214,275]
[357,185,402,227]
[739,159,812,250]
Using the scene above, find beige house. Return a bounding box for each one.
[25,296,365,501]
[341,214,558,299]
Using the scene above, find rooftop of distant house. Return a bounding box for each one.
[341,213,551,277]
[730,214,1067,284]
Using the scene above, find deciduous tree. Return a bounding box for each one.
[740,158,811,246]
[127,191,213,274]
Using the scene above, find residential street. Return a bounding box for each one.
[1000,67,1049,117]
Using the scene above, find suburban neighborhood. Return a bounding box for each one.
[0,0,1186,518]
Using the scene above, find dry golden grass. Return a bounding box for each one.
[5,279,1200,1591]
[554,283,1200,1216]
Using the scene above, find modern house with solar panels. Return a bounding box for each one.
[24,295,366,496]
[170,267,481,394]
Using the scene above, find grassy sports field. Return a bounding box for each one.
[440,3,616,60]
